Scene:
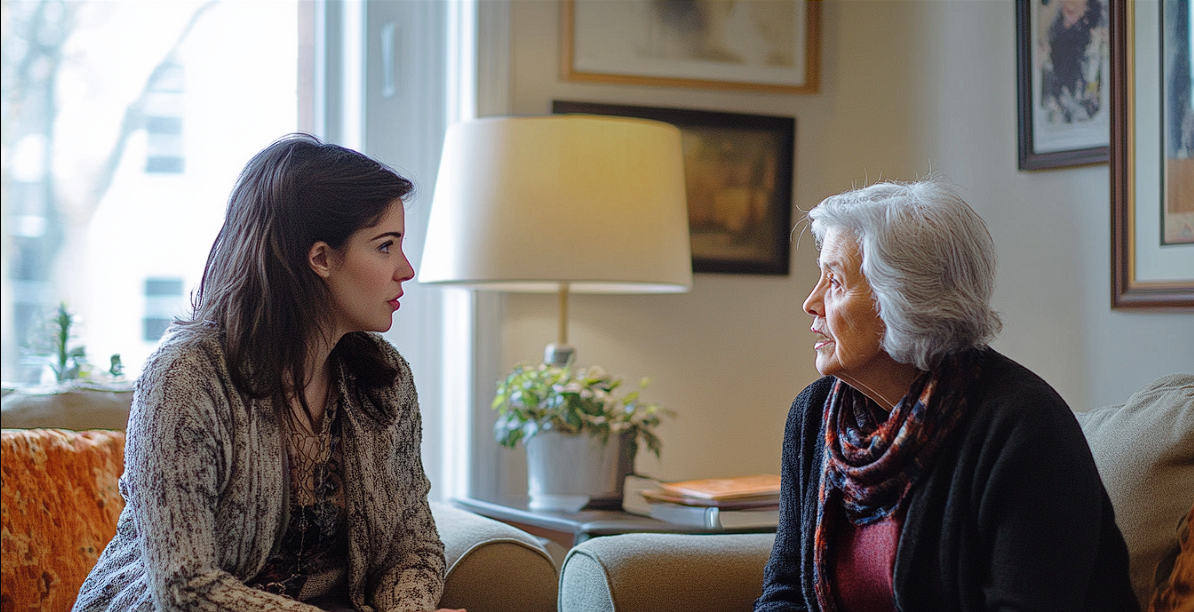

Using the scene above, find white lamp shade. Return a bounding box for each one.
[419,115,692,293]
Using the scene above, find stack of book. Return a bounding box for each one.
[623,474,781,529]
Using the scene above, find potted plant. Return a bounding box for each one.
[492,362,672,511]
[1,303,132,430]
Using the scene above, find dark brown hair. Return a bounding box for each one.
[182,134,413,417]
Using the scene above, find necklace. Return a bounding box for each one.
[286,380,338,576]
[250,379,344,598]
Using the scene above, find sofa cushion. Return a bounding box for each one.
[1075,374,1194,611]
[559,532,776,612]
[1,428,126,612]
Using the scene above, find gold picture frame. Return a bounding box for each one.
[560,0,820,94]
[1110,0,1194,310]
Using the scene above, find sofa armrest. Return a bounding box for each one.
[431,501,558,612]
[558,532,775,612]
[1,387,133,431]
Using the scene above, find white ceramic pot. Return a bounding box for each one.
[524,429,634,512]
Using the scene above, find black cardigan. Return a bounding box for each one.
[755,349,1138,612]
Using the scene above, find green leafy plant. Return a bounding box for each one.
[492,362,673,459]
[47,303,88,382]
[29,303,124,383]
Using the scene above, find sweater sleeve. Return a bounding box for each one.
[756,377,834,612]
[123,344,322,612]
[361,342,446,612]
[368,416,444,612]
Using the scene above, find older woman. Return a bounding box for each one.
[755,179,1138,612]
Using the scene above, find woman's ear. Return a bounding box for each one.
[308,242,334,279]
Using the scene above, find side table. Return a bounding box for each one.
[452,495,776,551]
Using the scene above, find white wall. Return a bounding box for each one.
[491,0,1194,485]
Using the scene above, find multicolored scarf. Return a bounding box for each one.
[811,350,983,611]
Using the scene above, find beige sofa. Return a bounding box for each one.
[557,374,1194,612]
[0,389,558,612]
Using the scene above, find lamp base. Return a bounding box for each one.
[544,343,575,367]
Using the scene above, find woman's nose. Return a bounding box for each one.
[396,255,415,282]
[802,284,822,316]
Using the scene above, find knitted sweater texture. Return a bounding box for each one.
[73,328,444,612]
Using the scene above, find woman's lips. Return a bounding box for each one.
[811,327,831,350]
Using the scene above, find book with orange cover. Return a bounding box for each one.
[639,488,779,510]
[658,474,782,501]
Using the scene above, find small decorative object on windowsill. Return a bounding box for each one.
[22,303,128,387]
[493,361,672,512]
[1,303,133,430]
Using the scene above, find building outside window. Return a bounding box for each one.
[1,0,301,384]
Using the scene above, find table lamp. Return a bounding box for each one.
[419,114,693,366]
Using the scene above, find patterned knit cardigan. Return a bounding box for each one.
[73,328,445,612]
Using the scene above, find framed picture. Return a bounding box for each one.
[1016,0,1112,169]
[553,101,794,275]
[560,0,820,94]
[1110,0,1194,310]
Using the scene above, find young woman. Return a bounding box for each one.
[76,134,460,612]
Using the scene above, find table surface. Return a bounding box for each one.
[453,495,777,546]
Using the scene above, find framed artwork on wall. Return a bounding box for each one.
[553,101,794,276]
[1110,0,1194,310]
[560,0,820,94]
[1016,0,1112,170]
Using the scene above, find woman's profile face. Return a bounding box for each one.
[801,228,889,388]
[319,199,414,337]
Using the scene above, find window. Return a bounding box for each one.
[2,0,302,384]
[2,0,481,501]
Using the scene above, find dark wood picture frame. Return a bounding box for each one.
[1016,0,1111,170]
[560,0,820,94]
[1110,0,1194,310]
[553,101,794,276]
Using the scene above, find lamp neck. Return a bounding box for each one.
[558,282,569,346]
[546,283,574,367]
[544,343,575,368]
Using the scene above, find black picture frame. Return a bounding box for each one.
[1015,0,1111,170]
[553,101,794,275]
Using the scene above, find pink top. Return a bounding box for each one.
[832,507,901,612]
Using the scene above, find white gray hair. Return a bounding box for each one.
[807,178,1002,371]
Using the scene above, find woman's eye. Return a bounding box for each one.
[379,240,393,253]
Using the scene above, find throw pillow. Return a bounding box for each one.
[1,428,126,612]
[1075,373,1194,611]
